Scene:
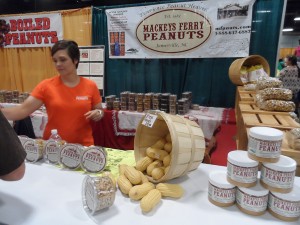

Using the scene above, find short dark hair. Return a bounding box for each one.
[286,54,300,77]
[51,40,80,68]
[286,54,297,66]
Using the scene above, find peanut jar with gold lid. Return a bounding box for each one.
[82,174,116,215]
[268,184,300,221]
[248,126,283,163]
[208,171,236,207]
[260,155,296,193]
[227,150,259,187]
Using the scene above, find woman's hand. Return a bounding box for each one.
[85,109,104,122]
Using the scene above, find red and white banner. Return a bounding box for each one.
[106,0,256,58]
[0,13,63,48]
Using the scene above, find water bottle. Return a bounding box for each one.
[49,129,62,141]
[44,129,62,164]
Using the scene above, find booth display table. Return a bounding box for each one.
[92,107,224,151]
[0,162,299,225]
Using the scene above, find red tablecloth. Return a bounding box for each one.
[91,109,135,150]
[91,108,224,151]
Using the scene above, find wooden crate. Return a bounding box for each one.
[239,103,291,115]
[282,133,300,177]
[237,112,300,150]
[235,86,256,122]
[236,86,255,104]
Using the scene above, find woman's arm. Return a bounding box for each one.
[1,96,44,121]
[84,102,104,122]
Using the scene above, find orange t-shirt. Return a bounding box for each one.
[31,76,101,146]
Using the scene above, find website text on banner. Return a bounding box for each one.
[0,13,63,48]
[105,0,256,59]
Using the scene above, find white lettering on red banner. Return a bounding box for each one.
[0,13,63,48]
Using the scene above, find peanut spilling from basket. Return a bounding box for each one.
[116,133,185,213]
[135,133,173,181]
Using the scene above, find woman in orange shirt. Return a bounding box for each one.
[1,40,104,146]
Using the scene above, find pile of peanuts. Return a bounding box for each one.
[117,164,184,213]
[117,133,184,213]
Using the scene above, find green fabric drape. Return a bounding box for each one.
[92,0,285,108]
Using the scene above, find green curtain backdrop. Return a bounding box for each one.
[92,0,284,108]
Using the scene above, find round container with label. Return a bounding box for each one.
[82,174,116,215]
[18,135,29,146]
[236,182,269,216]
[227,150,259,187]
[208,171,236,207]
[260,155,296,193]
[80,146,107,173]
[44,140,66,164]
[268,184,300,221]
[247,126,283,163]
[23,138,44,162]
[59,143,83,170]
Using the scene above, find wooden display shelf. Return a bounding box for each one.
[236,103,292,136]
[239,103,291,115]
[235,86,300,176]
[282,133,300,176]
[235,86,255,106]
[235,86,256,121]
[237,112,300,150]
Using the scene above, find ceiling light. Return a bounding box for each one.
[257,10,271,13]
[282,28,294,32]
[294,17,300,21]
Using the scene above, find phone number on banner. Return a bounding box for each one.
[214,25,252,36]
[215,29,251,35]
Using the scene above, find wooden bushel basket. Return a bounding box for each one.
[134,112,205,183]
[228,55,270,86]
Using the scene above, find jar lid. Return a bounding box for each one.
[270,184,300,201]
[249,126,283,141]
[59,143,82,169]
[209,171,235,189]
[238,182,269,196]
[80,146,107,173]
[262,155,297,172]
[228,150,259,167]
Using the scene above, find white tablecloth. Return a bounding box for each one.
[0,163,299,225]
[115,106,224,140]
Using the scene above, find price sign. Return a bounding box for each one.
[142,113,157,128]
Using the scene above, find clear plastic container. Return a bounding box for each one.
[80,146,107,173]
[44,129,65,164]
[59,143,83,170]
[82,174,116,215]
[23,138,44,162]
